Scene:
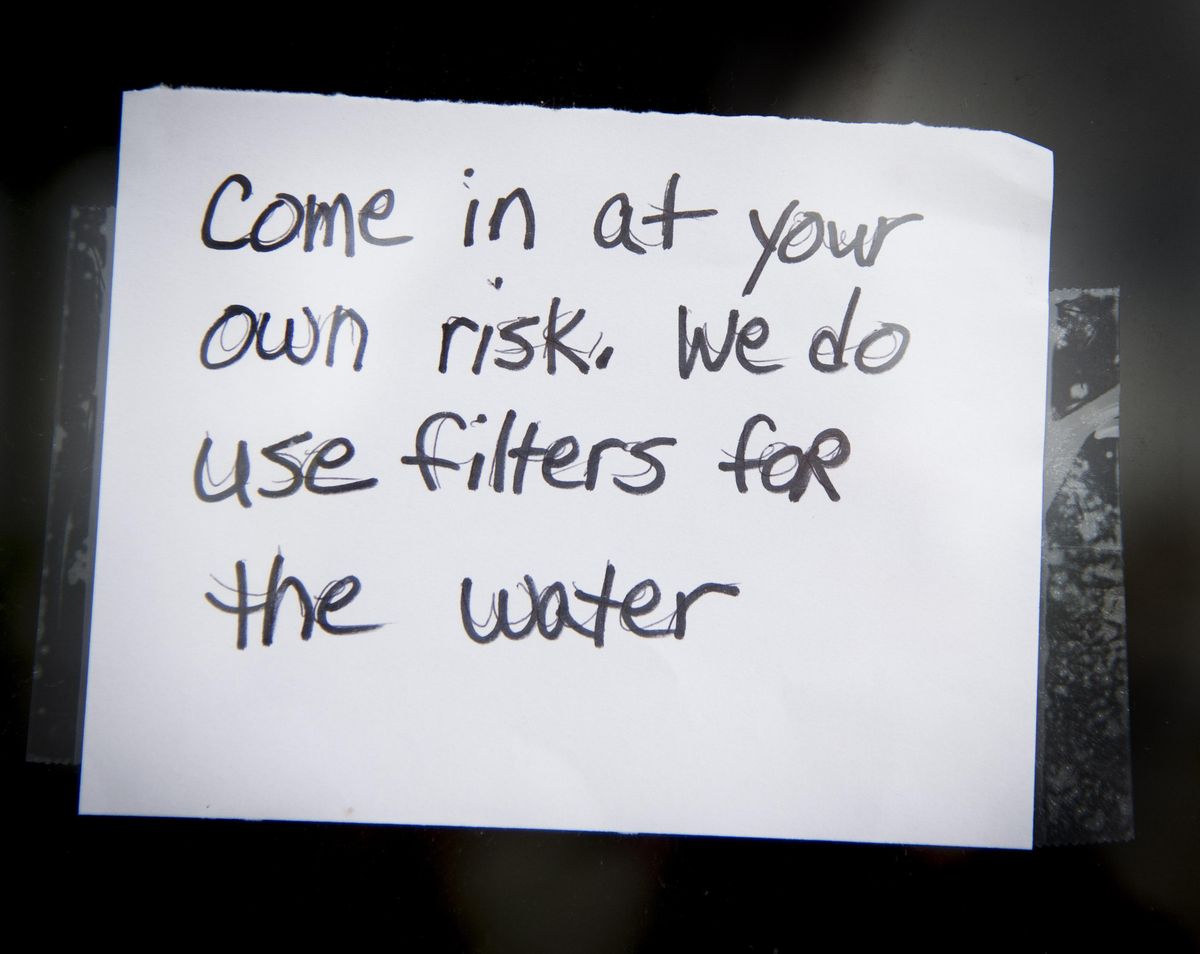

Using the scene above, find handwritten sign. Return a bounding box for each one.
[80,88,1052,848]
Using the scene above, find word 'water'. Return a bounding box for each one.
[461,562,740,647]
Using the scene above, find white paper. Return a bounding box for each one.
[80,88,1052,849]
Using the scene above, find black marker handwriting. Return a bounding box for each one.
[593,173,717,254]
[201,173,411,255]
[438,297,612,375]
[743,204,923,295]
[401,410,675,496]
[460,561,739,647]
[719,414,851,502]
[200,304,367,371]
[194,432,378,507]
[206,551,381,649]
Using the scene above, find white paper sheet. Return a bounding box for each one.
[80,88,1052,848]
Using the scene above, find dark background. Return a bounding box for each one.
[4,3,1197,947]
